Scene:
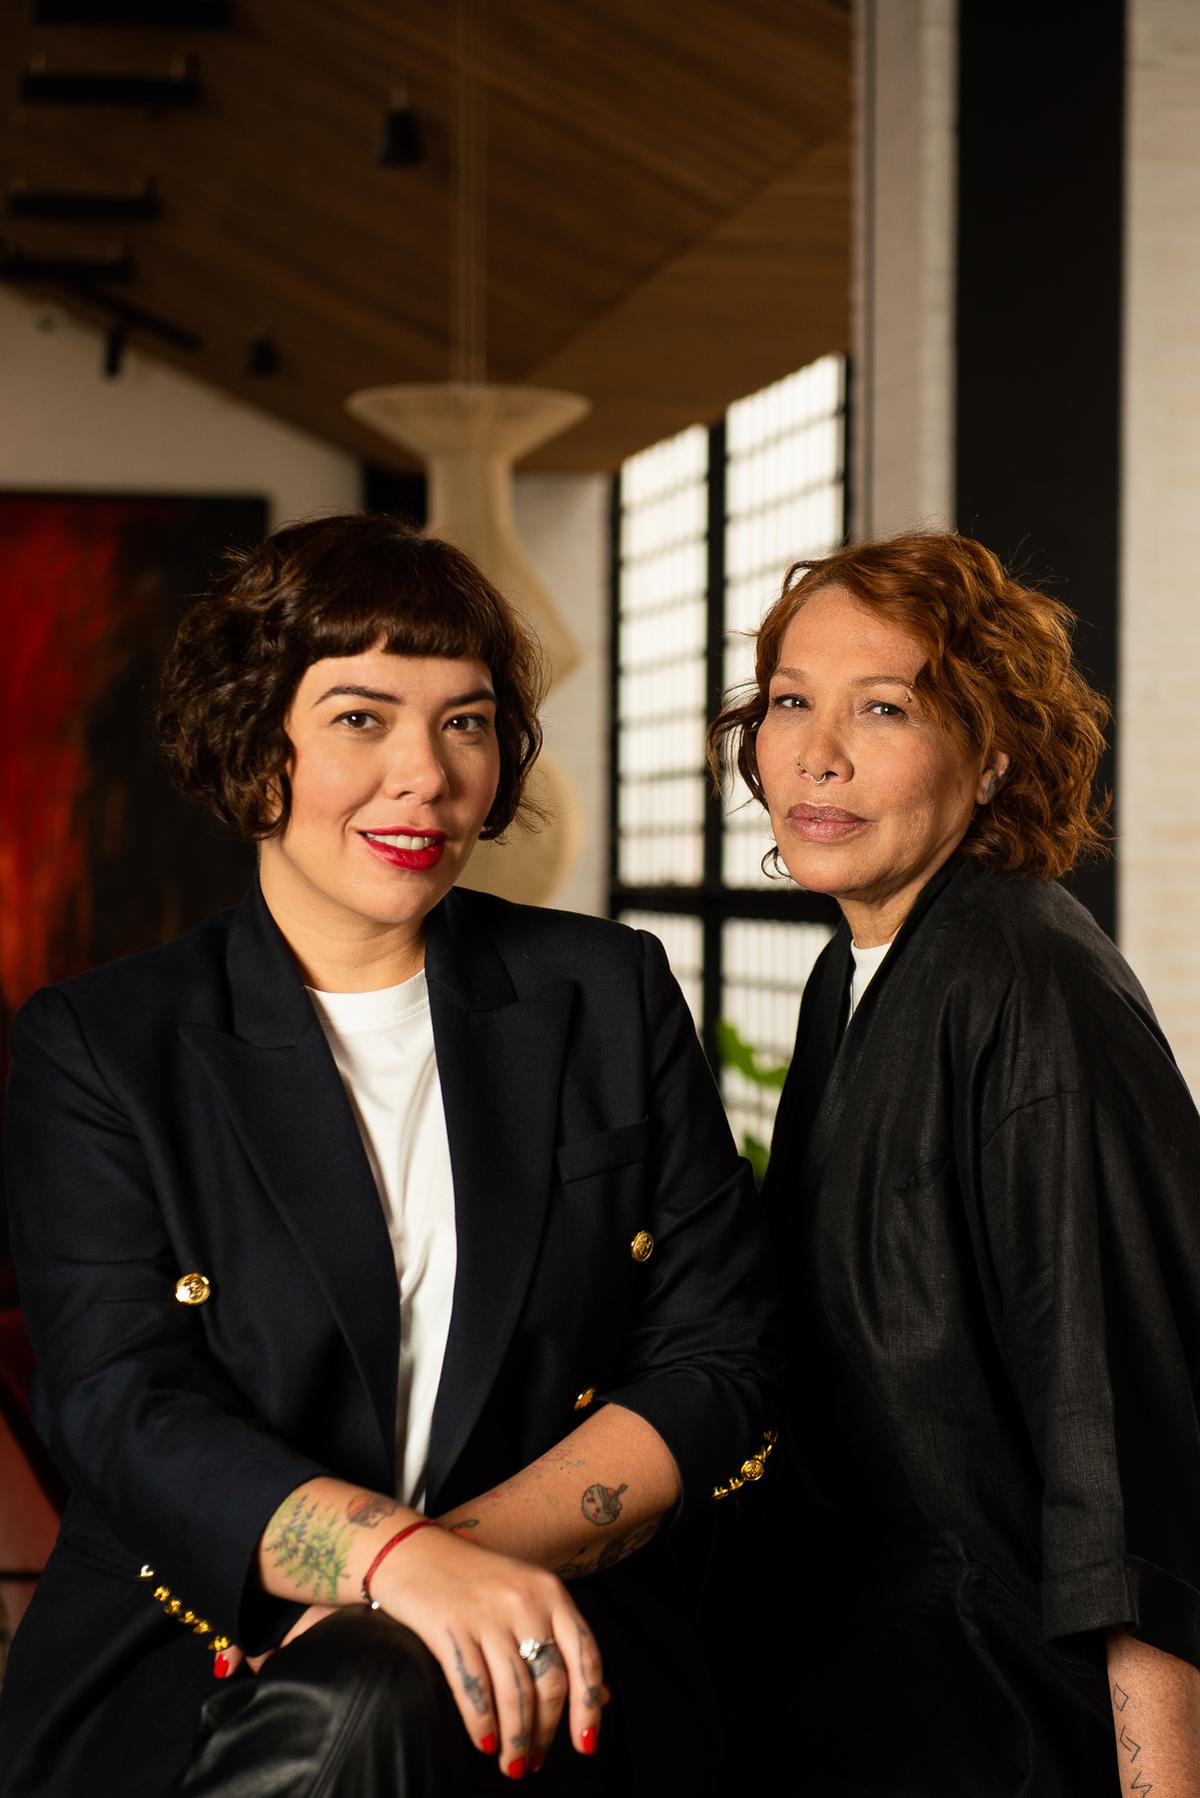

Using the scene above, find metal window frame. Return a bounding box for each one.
[609,416,841,1072]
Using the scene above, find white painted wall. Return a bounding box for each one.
[0,288,359,521]
[1120,0,1200,1092]
[853,0,957,538]
[0,287,612,919]
[513,473,609,918]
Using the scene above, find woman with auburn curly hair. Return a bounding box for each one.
[0,515,775,1797]
[708,531,1200,1795]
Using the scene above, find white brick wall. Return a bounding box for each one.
[853,0,957,538]
[1120,0,1200,1092]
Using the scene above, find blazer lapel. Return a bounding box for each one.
[180,884,400,1487]
[422,891,574,1507]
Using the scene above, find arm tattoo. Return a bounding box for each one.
[1112,1683,1154,1794]
[509,1653,530,1752]
[264,1493,351,1602]
[447,1628,489,1717]
[572,1616,602,1709]
[556,1518,660,1579]
[1119,1725,1142,1763]
[529,1643,566,1683]
[596,1519,659,1571]
[345,1492,401,1528]
[581,1481,628,1526]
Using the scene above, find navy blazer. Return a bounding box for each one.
[0,883,777,1796]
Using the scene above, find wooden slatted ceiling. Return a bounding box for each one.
[0,0,851,471]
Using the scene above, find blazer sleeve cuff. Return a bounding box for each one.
[134,1444,330,1659]
[598,1373,780,1527]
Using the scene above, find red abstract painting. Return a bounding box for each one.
[0,493,264,1303]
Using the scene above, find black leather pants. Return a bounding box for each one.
[174,1609,612,1798]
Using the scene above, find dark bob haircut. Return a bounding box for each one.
[157,513,546,841]
[707,530,1110,881]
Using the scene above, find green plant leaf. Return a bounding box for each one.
[715,1016,789,1090]
[741,1131,771,1188]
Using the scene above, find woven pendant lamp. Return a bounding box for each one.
[346,0,588,902]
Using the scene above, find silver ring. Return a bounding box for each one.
[518,1636,554,1664]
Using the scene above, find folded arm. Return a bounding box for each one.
[250,1470,605,1771]
[438,1401,678,1576]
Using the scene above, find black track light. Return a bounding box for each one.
[0,242,135,283]
[379,98,422,168]
[103,322,127,377]
[32,2,231,26]
[246,336,280,377]
[7,179,161,222]
[21,58,198,109]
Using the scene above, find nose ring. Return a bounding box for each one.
[795,757,830,785]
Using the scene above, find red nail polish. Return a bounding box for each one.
[531,1752,545,1773]
[507,1758,527,1780]
[479,1733,498,1755]
[212,1653,231,1680]
[580,1726,598,1756]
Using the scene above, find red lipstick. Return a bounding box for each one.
[359,828,446,872]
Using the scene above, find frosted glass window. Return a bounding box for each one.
[615,425,709,887]
[719,918,835,1157]
[612,357,844,1100]
[722,355,847,889]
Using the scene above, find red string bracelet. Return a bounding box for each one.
[361,1518,440,1608]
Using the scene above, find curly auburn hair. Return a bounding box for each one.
[706,530,1110,880]
[157,513,546,841]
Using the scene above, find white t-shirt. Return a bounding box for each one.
[307,972,456,1508]
[848,937,893,1020]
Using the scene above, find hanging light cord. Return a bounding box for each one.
[453,0,487,387]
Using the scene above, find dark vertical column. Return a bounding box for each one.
[701,421,729,1068]
[607,475,623,919]
[956,2,1125,937]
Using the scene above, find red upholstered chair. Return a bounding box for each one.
[0,1310,65,1669]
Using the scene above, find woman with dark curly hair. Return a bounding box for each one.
[0,514,776,1797]
[709,531,1200,1795]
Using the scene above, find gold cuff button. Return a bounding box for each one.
[175,1272,212,1306]
[574,1388,596,1411]
[740,1456,766,1482]
[630,1230,654,1263]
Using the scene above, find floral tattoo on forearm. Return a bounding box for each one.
[264,1493,353,1602]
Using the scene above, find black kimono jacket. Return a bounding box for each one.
[763,855,1200,1797]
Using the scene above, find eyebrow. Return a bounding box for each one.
[311,683,497,709]
[770,666,915,689]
